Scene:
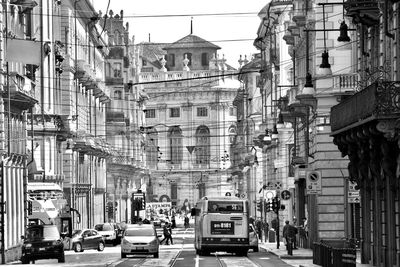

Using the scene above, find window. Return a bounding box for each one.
[201,53,208,66]
[145,109,156,118]
[114,90,122,100]
[183,53,192,66]
[113,63,122,78]
[142,59,147,66]
[229,106,237,116]
[170,107,180,118]
[168,126,183,164]
[168,54,175,67]
[195,126,210,165]
[146,128,158,168]
[197,107,208,117]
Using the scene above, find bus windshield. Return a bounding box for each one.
[207,201,244,213]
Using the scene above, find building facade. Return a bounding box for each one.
[138,34,239,212]
[0,0,40,262]
[54,0,110,229]
[331,1,400,266]
[103,10,148,223]
[252,0,358,249]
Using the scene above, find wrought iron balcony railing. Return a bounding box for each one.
[331,80,400,132]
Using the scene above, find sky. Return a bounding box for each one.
[92,0,268,69]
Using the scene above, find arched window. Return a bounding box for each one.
[168,126,183,165]
[114,90,122,100]
[228,125,237,144]
[146,128,158,168]
[183,53,192,66]
[195,126,210,165]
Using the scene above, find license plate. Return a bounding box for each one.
[135,247,144,250]
[221,238,230,241]
[39,248,45,251]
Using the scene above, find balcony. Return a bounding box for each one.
[292,10,307,26]
[270,0,293,12]
[331,81,400,133]
[283,30,295,45]
[344,0,379,26]
[93,80,111,103]
[5,72,38,110]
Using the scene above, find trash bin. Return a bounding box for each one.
[268,229,276,243]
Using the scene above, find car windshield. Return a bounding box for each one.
[207,201,244,213]
[95,224,112,231]
[72,230,82,237]
[25,226,60,240]
[124,228,154,236]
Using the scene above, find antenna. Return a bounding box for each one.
[190,17,193,34]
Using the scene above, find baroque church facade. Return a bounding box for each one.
[136,33,240,212]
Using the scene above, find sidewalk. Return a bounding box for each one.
[259,241,374,267]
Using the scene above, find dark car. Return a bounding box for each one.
[20,224,65,264]
[71,229,105,252]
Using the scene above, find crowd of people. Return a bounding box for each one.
[250,216,309,251]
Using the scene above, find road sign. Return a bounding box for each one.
[281,190,291,200]
[265,190,276,199]
[348,181,360,203]
[306,170,322,195]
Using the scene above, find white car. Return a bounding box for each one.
[94,223,117,245]
[121,224,160,258]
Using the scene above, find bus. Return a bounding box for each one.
[27,182,73,241]
[191,196,250,256]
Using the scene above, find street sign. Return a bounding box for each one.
[281,190,291,200]
[348,181,360,203]
[306,170,322,195]
[265,190,276,199]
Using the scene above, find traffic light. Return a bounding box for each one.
[141,198,146,210]
[266,199,273,212]
[107,202,114,216]
[272,197,280,213]
[256,199,261,212]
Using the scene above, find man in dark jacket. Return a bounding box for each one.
[283,220,298,253]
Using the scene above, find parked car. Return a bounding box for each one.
[94,223,118,245]
[121,224,161,258]
[71,229,105,252]
[249,224,259,252]
[20,224,65,264]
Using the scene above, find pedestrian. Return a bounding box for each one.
[166,222,173,245]
[249,216,255,226]
[302,217,308,238]
[184,215,189,229]
[255,218,263,239]
[283,220,297,254]
[262,221,269,242]
[171,214,176,228]
[160,222,172,245]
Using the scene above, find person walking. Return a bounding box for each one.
[161,222,172,245]
[283,220,297,255]
[262,221,269,242]
[184,215,189,229]
[165,222,173,245]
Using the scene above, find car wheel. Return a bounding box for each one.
[74,242,83,252]
[153,252,159,258]
[97,242,105,251]
[121,252,127,258]
[58,253,65,263]
[20,256,29,264]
